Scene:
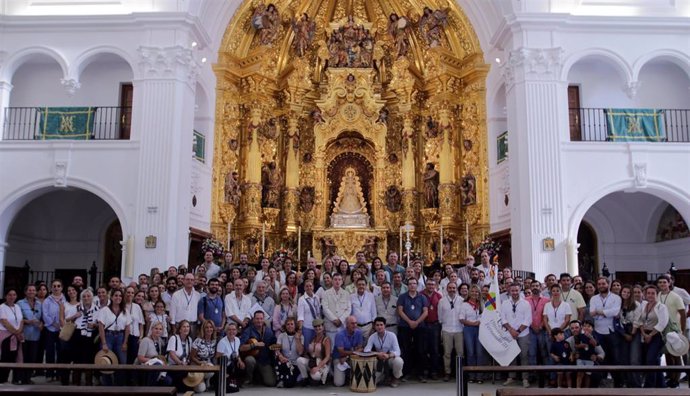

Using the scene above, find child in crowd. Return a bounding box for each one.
[574,320,598,388]
[549,328,573,388]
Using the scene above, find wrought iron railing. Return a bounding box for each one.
[2,106,131,140]
[569,107,690,142]
[1,260,104,296]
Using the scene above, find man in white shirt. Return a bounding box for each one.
[477,250,493,286]
[161,276,177,311]
[225,278,252,330]
[364,316,404,388]
[250,281,275,326]
[169,273,201,337]
[202,251,222,280]
[500,282,532,388]
[322,273,351,345]
[351,278,376,338]
[438,281,463,382]
[589,276,622,387]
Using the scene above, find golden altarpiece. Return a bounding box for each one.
[212,0,490,265]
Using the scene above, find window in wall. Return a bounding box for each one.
[193,130,206,163]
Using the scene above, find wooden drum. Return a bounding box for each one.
[350,355,377,393]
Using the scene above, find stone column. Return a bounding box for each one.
[0,81,13,140]
[131,45,199,276]
[504,47,569,279]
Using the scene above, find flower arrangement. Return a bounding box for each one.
[201,238,225,258]
[473,237,502,259]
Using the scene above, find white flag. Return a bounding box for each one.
[479,265,521,366]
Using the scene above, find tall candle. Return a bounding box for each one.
[297,226,302,262]
[399,226,403,259]
[465,220,470,256]
[261,222,266,254]
[440,225,444,262]
[227,222,231,251]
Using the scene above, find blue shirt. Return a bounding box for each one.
[332,328,364,359]
[397,292,429,328]
[240,324,276,366]
[42,295,64,332]
[17,298,42,341]
[384,265,406,280]
[197,294,224,328]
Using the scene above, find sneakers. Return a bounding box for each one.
[443,374,450,382]
[390,378,400,388]
[523,379,530,388]
[503,378,516,386]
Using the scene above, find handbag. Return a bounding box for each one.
[612,317,626,336]
[59,321,76,342]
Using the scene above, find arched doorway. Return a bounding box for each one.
[3,188,121,291]
[577,222,598,281]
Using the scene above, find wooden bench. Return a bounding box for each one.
[497,389,690,396]
[0,386,176,395]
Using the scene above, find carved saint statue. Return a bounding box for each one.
[252,3,281,46]
[461,174,477,206]
[387,13,411,58]
[292,13,316,57]
[385,185,402,212]
[418,7,449,48]
[261,161,282,208]
[321,236,337,258]
[299,186,315,213]
[326,16,375,68]
[224,171,241,206]
[423,163,440,208]
[330,167,370,228]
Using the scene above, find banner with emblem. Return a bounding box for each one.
[38,107,96,140]
[604,108,666,142]
[478,265,521,366]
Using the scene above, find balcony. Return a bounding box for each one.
[2,106,131,140]
[569,108,690,142]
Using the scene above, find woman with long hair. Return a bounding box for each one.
[611,280,622,296]
[619,284,642,388]
[274,317,303,388]
[143,286,161,319]
[634,285,669,388]
[370,257,389,284]
[124,286,145,370]
[296,319,331,385]
[273,287,297,336]
[337,260,352,286]
[299,269,320,295]
[42,279,65,381]
[73,288,99,385]
[320,258,335,285]
[190,320,218,392]
[96,286,110,309]
[166,320,193,392]
[98,289,131,386]
[285,272,299,302]
[345,270,363,294]
[582,280,597,322]
[0,288,24,384]
[460,285,482,383]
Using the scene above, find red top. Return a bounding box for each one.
[422,290,443,323]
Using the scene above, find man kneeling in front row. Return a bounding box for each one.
[364,316,404,387]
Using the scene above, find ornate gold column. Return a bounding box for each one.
[437,105,458,225]
[240,106,263,226]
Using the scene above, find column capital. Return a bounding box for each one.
[60,78,81,96]
[0,81,13,91]
[137,45,199,87]
[502,47,564,88]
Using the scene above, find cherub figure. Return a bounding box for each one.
[252,3,281,46]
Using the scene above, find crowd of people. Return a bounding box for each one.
[0,248,687,392]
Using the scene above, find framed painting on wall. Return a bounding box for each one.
[497,131,508,164]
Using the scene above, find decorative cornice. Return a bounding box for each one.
[502,47,564,88]
[137,45,199,86]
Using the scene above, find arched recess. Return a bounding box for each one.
[632,50,690,83]
[0,46,68,82]
[71,46,136,82]
[1,187,125,292]
[561,48,633,84]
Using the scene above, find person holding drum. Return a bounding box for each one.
[363,316,403,387]
[332,315,365,386]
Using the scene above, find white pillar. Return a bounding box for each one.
[504,48,569,280]
[130,46,199,276]
[0,242,7,296]
[0,81,14,141]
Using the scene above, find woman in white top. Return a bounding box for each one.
[73,288,99,386]
[215,322,245,392]
[0,288,24,383]
[124,286,145,370]
[98,289,131,386]
[273,287,297,336]
[166,320,192,391]
[634,284,669,388]
[58,284,81,385]
[459,284,482,383]
[148,300,170,343]
[543,285,572,338]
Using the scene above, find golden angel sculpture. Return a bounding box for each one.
[387,13,411,58]
[418,7,449,48]
[251,3,281,46]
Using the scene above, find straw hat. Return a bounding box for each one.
[94,350,119,374]
[183,371,205,388]
[665,332,689,357]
